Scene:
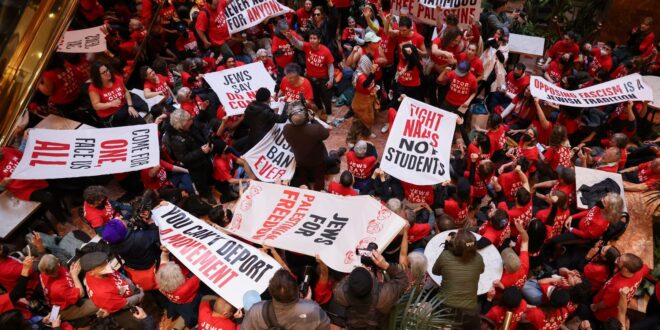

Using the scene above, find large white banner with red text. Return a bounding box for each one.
[225,0,292,34]
[11,124,159,179]
[392,0,481,29]
[530,74,653,107]
[380,97,457,185]
[204,62,276,116]
[243,123,296,182]
[228,181,407,272]
[152,203,280,308]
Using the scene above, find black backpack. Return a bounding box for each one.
[262,301,285,330]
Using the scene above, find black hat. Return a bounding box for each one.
[80,251,108,272]
[348,267,373,299]
[255,87,271,103]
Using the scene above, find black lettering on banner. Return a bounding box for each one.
[130,128,151,167]
[215,239,274,282]
[293,213,350,245]
[65,40,82,49]
[384,147,446,176]
[84,35,100,49]
[70,138,96,169]
[624,81,634,93]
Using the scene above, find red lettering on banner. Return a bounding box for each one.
[254,155,287,180]
[403,104,442,147]
[252,190,300,240]
[29,140,71,166]
[97,139,128,166]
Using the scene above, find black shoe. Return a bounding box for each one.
[336,147,347,158]
[220,191,239,204]
[205,193,217,205]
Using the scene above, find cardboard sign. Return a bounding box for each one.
[424,230,503,295]
[57,26,107,53]
[508,33,545,56]
[228,181,407,272]
[242,123,295,182]
[11,124,159,179]
[392,0,481,29]
[574,166,627,211]
[204,62,276,116]
[380,97,457,185]
[225,0,292,34]
[531,74,653,107]
[152,203,280,308]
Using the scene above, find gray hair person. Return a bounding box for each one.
[169,109,193,131]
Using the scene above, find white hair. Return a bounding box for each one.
[169,109,191,131]
[408,251,428,280]
[156,262,186,293]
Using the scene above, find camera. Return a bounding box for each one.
[356,242,378,268]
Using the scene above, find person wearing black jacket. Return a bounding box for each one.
[240,88,287,153]
[168,109,216,204]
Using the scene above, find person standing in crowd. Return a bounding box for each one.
[347,55,378,146]
[38,256,99,321]
[195,0,235,56]
[241,88,287,152]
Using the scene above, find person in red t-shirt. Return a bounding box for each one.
[81,252,144,329]
[592,253,650,321]
[401,181,434,206]
[543,125,573,172]
[490,63,530,110]
[484,286,527,330]
[82,185,118,235]
[495,219,530,291]
[295,0,313,27]
[272,20,302,70]
[38,255,98,320]
[346,141,377,191]
[157,248,202,328]
[211,140,245,203]
[437,61,478,113]
[198,296,239,330]
[551,192,624,244]
[544,53,574,85]
[0,256,34,315]
[327,171,359,196]
[536,191,571,242]
[458,44,484,80]
[141,66,175,107]
[477,209,511,248]
[395,44,423,100]
[385,16,427,58]
[279,63,315,104]
[38,54,83,111]
[286,30,334,118]
[430,26,462,72]
[140,160,190,191]
[88,62,145,126]
[583,243,620,294]
[545,32,580,62]
[622,158,660,192]
[195,0,234,55]
[588,42,615,77]
[526,291,577,330]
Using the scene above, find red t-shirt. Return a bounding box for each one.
[40,266,80,310]
[88,74,126,118]
[543,145,572,171]
[485,300,527,330]
[161,275,200,304]
[302,43,333,79]
[0,147,49,201]
[487,125,508,153]
[457,52,484,77]
[517,143,539,173]
[573,207,609,239]
[498,171,524,203]
[0,257,24,293]
[431,37,462,66]
[545,60,565,83]
[379,30,398,65]
[499,201,532,236]
[537,207,571,241]
[547,40,580,60]
[551,181,575,206]
[445,71,477,106]
[397,32,425,59]
[637,161,660,185]
[140,160,173,190]
[396,61,421,87]
[594,265,650,321]
[444,199,469,225]
[216,61,245,72]
[196,2,231,47]
[279,77,314,102]
[354,71,376,95]
[465,170,493,199]
[505,72,530,96]
[272,32,300,69]
[175,31,199,52]
[588,48,613,77]
[327,181,358,196]
[295,8,311,22]
[212,153,237,182]
[478,221,510,248]
[583,262,610,293]
[408,223,431,243]
[401,182,434,205]
[531,120,553,146]
[42,66,80,105]
[346,151,377,180]
[85,272,134,313]
[500,251,529,289]
[143,74,171,99]
[83,200,114,229]
[526,303,577,330]
[198,300,238,330]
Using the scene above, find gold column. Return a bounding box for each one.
[0,0,79,147]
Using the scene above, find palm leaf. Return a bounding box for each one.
[387,278,457,330]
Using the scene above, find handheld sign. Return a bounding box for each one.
[57,26,107,53]
[204,62,276,116]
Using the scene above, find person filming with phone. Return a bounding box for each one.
[332,244,409,330]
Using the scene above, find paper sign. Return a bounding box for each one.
[392,0,481,29]
[508,33,545,56]
[57,26,107,53]
[574,166,627,211]
[11,124,159,179]
[531,74,653,107]
[380,97,457,185]
[130,89,165,110]
[152,203,280,308]
[204,62,276,116]
[225,0,292,34]
[243,123,296,182]
[228,181,407,272]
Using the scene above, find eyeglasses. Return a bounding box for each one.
[100,69,110,75]
[313,13,321,16]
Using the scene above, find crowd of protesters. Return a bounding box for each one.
[1,0,660,329]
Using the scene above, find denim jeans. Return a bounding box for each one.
[522,280,543,306]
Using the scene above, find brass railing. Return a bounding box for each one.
[0,0,79,147]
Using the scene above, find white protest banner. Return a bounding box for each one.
[57,26,107,53]
[508,33,545,56]
[204,62,276,116]
[380,97,457,185]
[11,124,159,180]
[228,181,407,272]
[392,0,481,29]
[531,73,653,107]
[225,0,293,34]
[130,89,165,111]
[152,203,280,308]
[243,124,295,182]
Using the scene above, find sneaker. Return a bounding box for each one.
[380,123,390,133]
[336,147,347,158]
